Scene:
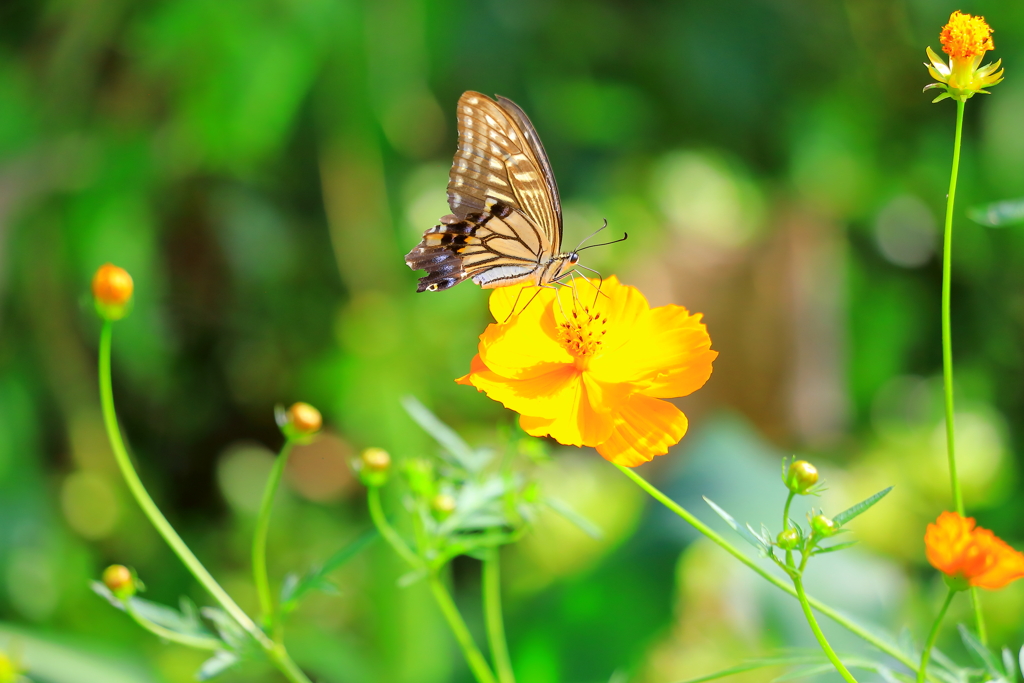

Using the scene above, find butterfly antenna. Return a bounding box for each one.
[574,219,609,251]
[577,231,628,252]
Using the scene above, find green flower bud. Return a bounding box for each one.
[358,447,391,487]
[810,514,838,538]
[102,564,136,599]
[786,460,819,494]
[431,493,457,519]
[777,528,800,550]
[403,458,435,497]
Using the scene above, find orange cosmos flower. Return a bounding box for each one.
[925,511,1024,590]
[925,11,1003,103]
[457,276,717,467]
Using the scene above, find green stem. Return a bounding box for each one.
[782,491,795,531]
[793,574,858,683]
[918,589,956,683]
[99,322,311,683]
[482,549,515,683]
[366,486,421,568]
[124,601,222,651]
[941,98,965,517]
[941,98,986,645]
[429,573,499,683]
[614,464,940,681]
[253,440,294,640]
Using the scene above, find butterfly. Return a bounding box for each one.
[406,91,620,293]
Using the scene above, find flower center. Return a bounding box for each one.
[940,11,994,60]
[557,305,608,369]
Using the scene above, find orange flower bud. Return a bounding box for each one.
[91,264,134,321]
[102,564,135,598]
[925,511,1024,591]
[357,447,392,487]
[286,402,322,435]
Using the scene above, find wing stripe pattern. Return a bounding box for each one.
[405,91,569,292]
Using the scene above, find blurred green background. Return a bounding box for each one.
[1,0,1023,681]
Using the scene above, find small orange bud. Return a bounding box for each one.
[357,447,392,487]
[786,460,819,494]
[432,493,457,519]
[287,402,322,435]
[102,564,135,597]
[362,447,391,472]
[92,264,134,320]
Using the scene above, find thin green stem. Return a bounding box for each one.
[782,491,795,531]
[941,98,986,645]
[366,486,421,568]
[941,98,965,517]
[793,575,858,683]
[99,322,311,683]
[429,573,498,683]
[614,464,941,681]
[918,589,956,683]
[124,602,222,651]
[482,549,515,683]
[253,440,294,640]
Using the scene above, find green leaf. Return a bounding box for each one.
[958,624,1007,678]
[832,487,892,527]
[673,654,824,682]
[967,198,1024,227]
[812,540,859,555]
[1001,647,1016,678]
[542,496,603,539]
[200,607,249,652]
[280,530,377,612]
[402,395,487,472]
[196,651,240,681]
[703,497,770,554]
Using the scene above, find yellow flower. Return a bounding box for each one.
[925,11,1003,102]
[457,276,717,467]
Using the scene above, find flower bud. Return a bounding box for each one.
[357,447,391,487]
[810,514,838,538]
[92,263,134,321]
[403,458,434,497]
[777,528,800,550]
[102,564,136,598]
[785,460,818,494]
[285,402,322,437]
[431,493,457,519]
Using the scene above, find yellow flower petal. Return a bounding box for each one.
[590,305,716,398]
[479,290,573,380]
[595,394,689,467]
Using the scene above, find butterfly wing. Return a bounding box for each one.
[406,92,563,292]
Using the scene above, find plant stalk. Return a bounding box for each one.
[614,464,940,681]
[99,322,311,683]
[429,574,499,683]
[253,440,294,640]
[793,574,859,683]
[917,589,956,683]
[483,549,516,683]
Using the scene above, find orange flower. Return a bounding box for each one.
[457,276,717,467]
[925,11,1003,102]
[925,511,1024,590]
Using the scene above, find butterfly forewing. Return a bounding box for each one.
[406,91,572,292]
[448,92,562,254]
